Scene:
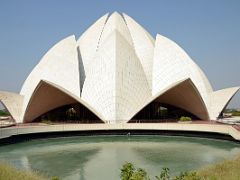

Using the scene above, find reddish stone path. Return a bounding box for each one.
[233,125,240,131]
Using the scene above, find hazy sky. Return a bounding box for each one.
[0,0,239,108]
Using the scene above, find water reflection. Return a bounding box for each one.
[28,148,100,179]
[0,136,240,180]
[0,138,101,180]
[133,141,240,175]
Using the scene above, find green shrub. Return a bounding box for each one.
[131,168,149,180]
[120,163,202,180]
[179,116,192,122]
[173,171,201,180]
[121,162,149,180]
[155,167,170,180]
[41,119,52,124]
[51,176,60,180]
[121,162,134,180]
[120,157,240,180]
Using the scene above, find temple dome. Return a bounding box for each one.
[0,12,239,123]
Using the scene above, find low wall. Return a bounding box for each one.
[0,123,240,144]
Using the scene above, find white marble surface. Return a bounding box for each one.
[0,12,239,123]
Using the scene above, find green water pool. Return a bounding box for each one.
[0,135,240,179]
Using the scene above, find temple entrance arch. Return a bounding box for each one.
[129,79,209,123]
[0,101,13,121]
[34,103,103,123]
[129,102,198,123]
[23,80,104,123]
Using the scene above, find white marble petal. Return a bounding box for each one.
[0,91,23,123]
[0,12,238,123]
[152,34,213,112]
[20,35,80,121]
[210,87,240,120]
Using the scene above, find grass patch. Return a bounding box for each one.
[198,155,240,180]
[0,161,47,180]
[41,119,53,124]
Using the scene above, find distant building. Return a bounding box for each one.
[0,12,239,123]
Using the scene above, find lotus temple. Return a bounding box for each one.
[0,12,239,125]
[1,11,240,180]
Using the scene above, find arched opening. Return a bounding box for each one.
[129,102,198,123]
[221,91,240,118]
[129,79,209,123]
[34,103,103,123]
[0,102,10,117]
[0,101,14,127]
[24,81,103,123]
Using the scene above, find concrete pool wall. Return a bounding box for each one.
[1,123,240,144]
